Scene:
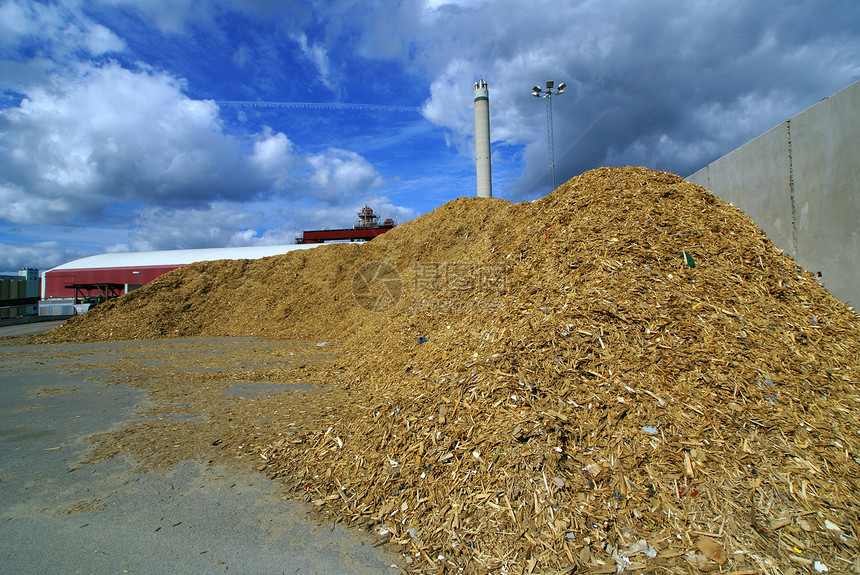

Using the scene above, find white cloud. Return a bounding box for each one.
[0,0,124,58]
[423,0,486,9]
[307,149,386,204]
[232,43,251,67]
[92,0,299,34]
[421,59,473,139]
[0,62,285,225]
[81,22,126,55]
[251,128,298,188]
[0,0,41,45]
[0,240,82,273]
[122,203,261,251]
[94,0,198,34]
[291,32,334,87]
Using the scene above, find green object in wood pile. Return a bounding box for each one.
[681,250,696,267]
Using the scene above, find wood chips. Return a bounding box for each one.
[40,167,860,574]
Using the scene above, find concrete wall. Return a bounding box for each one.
[687,80,859,308]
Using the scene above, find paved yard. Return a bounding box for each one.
[0,336,399,574]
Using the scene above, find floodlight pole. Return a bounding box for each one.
[532,81,566,191]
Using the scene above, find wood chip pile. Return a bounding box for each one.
[41,167,860,574]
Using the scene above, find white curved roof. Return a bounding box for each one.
[47,244,321,272]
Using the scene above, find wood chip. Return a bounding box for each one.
[697,536,727,565]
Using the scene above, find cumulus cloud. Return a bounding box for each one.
[307,149,386,204]
[0,1,42,45]
[120,203,261,252]
[0,0,124,67]
[81,22,126,55]
[421,59,474,145]
[0,62,298,226]
[0,240,83,273]
[251,128,300,188]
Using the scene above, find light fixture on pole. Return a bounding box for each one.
[531,81,566,191]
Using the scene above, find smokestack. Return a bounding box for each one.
[474,79,492,198]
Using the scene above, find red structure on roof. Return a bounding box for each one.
[296,206,396,244]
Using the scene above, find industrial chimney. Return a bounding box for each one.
[474,79,492,198]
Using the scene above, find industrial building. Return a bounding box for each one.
[0,269,40,319]
[40,244,320,315]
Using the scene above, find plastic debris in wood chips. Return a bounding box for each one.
[41,167,860,574]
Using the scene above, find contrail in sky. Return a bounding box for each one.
[216,100,421,113]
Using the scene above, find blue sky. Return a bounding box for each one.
[1,0,858,274]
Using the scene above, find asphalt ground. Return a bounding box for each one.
[0,327,400,575]
[0,320,67,338]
